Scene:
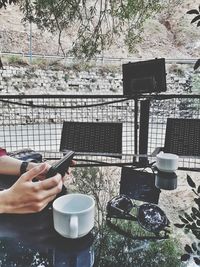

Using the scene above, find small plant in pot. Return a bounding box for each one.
[174,175,200,266]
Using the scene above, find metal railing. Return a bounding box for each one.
[1,51,199,66]
[0,94,199,170]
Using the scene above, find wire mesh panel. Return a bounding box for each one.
[60,121,122,157]
[0,96,136,163]
[164,118,200,156]
[147,95,200,169]
[0,95,199,170]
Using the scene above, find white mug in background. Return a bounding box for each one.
[156,152,179,173]
[53,193,95,239]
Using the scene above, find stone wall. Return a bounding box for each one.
[0,64,199,95]
[0,66,122,95]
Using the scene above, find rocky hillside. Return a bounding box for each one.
[0,0,200,59]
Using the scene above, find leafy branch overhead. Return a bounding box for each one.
[0,0,17,9]
[174,175,200,266]
[0,0,163,59]
[187,6,200,70]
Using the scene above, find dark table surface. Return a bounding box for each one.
[0,169,182,267]
[0,205,96,267]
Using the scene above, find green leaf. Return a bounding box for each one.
[192,229,200,239]
[186,9,199,15]
[191,15,200,23]
[194,59,200,70]
[187,175,196,188]
[191,213,197,220]
[192,207,200,218]
[197,21,200,27]
[193,224,200,231]
[194,198,200,207]
[185,244,193,254]
[198,185,200,194]
[194,257,200,265]
[179,215,189,224]
[184,228,190,234]
[192,242,197,251]
[192,189,198,195]
[174,223,185,228]
[184,213,193,222]
[181,254,190,261]
[188,222,197,229]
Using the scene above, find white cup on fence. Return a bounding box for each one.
[53,193,95,239]
[156,151,179,173]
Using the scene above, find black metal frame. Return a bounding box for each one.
[0,94,199,170]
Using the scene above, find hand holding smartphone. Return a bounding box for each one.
[46,150,75,178]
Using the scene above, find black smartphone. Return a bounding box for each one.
[46,150,75,178]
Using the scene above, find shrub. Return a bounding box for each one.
[7,55,29,66]
[174,175,200,265]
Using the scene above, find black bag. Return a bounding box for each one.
[8,148,42,163]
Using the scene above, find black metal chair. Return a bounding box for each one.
[163,118,200,156]
[152,118,200,156]
[152,118,200,171]
[59,121,123,158]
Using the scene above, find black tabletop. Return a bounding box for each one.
[0,206,95,267]
[0,170,182,267]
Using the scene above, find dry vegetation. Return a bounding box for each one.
[0,0,200,59]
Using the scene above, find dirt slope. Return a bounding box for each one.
[0,0,200,59]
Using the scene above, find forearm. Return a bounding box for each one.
[0,189,9,213]
[0,156,37,176]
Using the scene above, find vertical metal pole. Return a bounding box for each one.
[29,19,32,64]
[139,100,150,165]
[133,97,138,163]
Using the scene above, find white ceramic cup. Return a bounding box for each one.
[156,152,179,173]
[53,193,95,239]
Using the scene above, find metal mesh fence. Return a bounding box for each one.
[0,96,136,163]
[148,95,200,170]
[0,94,199,170]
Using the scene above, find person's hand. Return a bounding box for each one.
[0,163,63,214]
[67,159,76,174]
[27,159,76,178]
[26,161,50,180]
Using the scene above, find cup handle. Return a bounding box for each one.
[69,215,78,238]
